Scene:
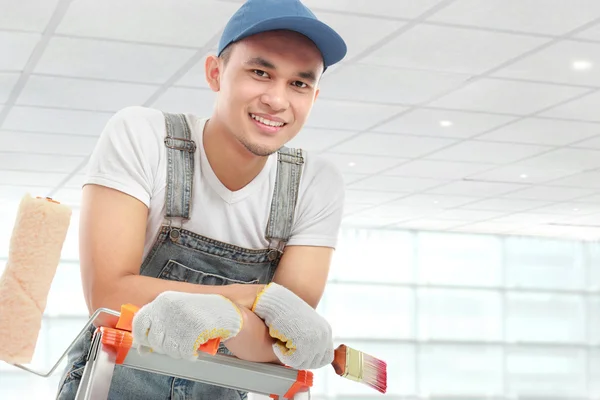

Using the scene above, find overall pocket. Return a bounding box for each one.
[158,260,260,285]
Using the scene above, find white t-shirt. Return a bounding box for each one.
[83,106,345,260]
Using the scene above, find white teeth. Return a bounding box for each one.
[251,114,284,127]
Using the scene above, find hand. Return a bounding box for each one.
[225,283,267,309]
[132,291,243,360]
[252,283,334,370]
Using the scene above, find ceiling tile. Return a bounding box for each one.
[348,204,427,222]
[314,12,405,60]
[540,90,600,122]
[0,170,66,187]
[573,193,600,203]
[0,131,97,156]
[57,0,238,47]
[459,198,553,212]
[489,212,568,225]
[0,31,41,70]
[328,132,457,158]
[432,209,506,221]
[534,202,600,215]
[428,0,600,35]
[426,140,550,164]
[319,153,407,175]
[571,135,600,149]
[515,148,600,171]
[576,22,600,40]
[0,153,84,173]
[0,0,59,32]
[467,165,578,184]
[451,221,519,234]
[384,159,494,180]
[341,173,369,185]
[549,171,600,189]
[388,193,481,209]
[151,87,216,115]
[34,37,197,84]
[3,107,112,136]
[478,118,600,146]
[17,76,158,112]
[426,180,526,196]
[395,218,467,231]
[344,189,406,205]
[286,129,358,153]
[515,224,600,240]
[0,73,19,104]
[306,100,404,131]
[492,41,600,86]
[367,24,545,74]
[429,78,589,115]
[502,185,597,201]
[175,51,215,89]
[341,214,398,229]
[319,64,468,105]
[348,175,445,193]
[303,0,446,18]
[375,108,516,138]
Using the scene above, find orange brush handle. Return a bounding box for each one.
[115,304,221,356]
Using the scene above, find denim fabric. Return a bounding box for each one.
[55,112,303,399]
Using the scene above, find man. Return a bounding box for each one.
[56,0,347,398]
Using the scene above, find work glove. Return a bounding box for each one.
[252,283,334,370]
[132,291,243,360]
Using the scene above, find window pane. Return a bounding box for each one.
[587,242,600,290]
[0,372,62,399]
[323,283,413,339]
[331,229,414,283]
[505,236,584,290]
[506,293,585,343]
[416,232,502,287]
[329,341,415,396]
[45,263,88,317]
[418,288,502,341]
[591,349,600,398]
[506,347,586,397]
[419,345,503,396]
[590,297,600,345]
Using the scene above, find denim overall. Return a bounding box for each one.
[56,112,304,399]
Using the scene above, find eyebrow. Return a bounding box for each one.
[244,57,318,84]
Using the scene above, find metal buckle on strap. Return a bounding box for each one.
[164,137,196,152]
[267,239,286,261]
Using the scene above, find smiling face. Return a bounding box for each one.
[205,30,324,157]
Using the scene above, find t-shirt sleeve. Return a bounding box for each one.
[287,153,345,249]
[83,106,163,207]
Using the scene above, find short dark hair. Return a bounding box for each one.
[219,43,234,65]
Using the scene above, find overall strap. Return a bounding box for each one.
[265,146,304,261]
[163,112,196,221]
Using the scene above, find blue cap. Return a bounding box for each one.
[217,0,347,69]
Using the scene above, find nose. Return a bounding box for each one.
[260,83,289,113]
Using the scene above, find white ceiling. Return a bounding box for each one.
[3,0,600,240]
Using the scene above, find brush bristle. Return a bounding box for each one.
[362,353,387,394]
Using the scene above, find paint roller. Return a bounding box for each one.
[0,194,72,364]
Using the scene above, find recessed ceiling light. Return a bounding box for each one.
[572,60,592,71]
[520,174,528,179]
[433,200,439,204]
[573,208,580,212]
[439,120,453,127]
[348,162,356,167]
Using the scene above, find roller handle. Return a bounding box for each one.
[114,304,222,356]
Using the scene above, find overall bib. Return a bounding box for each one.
[56,112,304,400]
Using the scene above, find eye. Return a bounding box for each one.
[292,81,308,88]
[253,69,270,78]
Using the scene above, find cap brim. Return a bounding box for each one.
[231,16,347,68]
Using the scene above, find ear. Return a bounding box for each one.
[313,87,320,102]
[205,55,221,92]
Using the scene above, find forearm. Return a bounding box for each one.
[88,275,254,312]
[224,306,280,364]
